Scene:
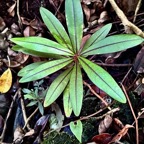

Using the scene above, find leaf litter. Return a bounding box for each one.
[0,0,144,143]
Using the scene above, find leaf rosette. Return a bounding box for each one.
[11,0,143,118]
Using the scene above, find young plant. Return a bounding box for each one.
[22,80,46,115]
[10,0,143,118]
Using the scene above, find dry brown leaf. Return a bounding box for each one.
[11,23,21,36]
[7,1,16,17]
[29,19,40,30]
[82,4,91,22]
[23,26,36,37]
[113,118,124,129]
[110,124,134,143]
[92,133,113,144]
[133,47,144,73]
[98,115,113,134]
[0,68,12,93]
[21,17,31,25]
[7,47,17,56]
[3,52,29,68]
[98,11,109,24]
[13,127,25,144]
[0,39,9,50]
[24,129,35,137]
[115,0,139,14]
[82,0,91,5]
[0,17,6,31]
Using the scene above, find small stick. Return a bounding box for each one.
[121,84,139,144]
[121,67,132,84]
[108,0,144,37]
[44,106,118,137]
[133,0,142,23]
[23,107,39,129]
[82,107,120,121]
[0,88,20,142]
[97,62,133,67]
[83,81,111,110]
[132,108,144,125]
[17,0,22,29]
[18,90,31,130]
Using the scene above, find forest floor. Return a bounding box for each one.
[0,0,144,144]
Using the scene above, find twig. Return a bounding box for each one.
[121,67,132,84]
[0,88,20,142]
[133,0,142,23]
[108,0,144,37]
[83,81,111,110]
[44,104,116,137]
[133,108,144,125]
[121,84,139,144]
[23,107,39,129]
[82,107,120,121]
[97,62,133,67]
[17,0,22,29]
[18,90,31,130]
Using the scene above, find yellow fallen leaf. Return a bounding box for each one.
[0,68,12,93]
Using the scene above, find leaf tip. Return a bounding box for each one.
[40,6,44,12]
[120,96,127,103]
[44,100,48,107]
[19,77,26,83]
[116,93,127,103]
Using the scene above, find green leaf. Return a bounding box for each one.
[40,7,72,50]
[27,101,38,107]
[65,0,83,52]
[24,94,37,100]
[18,61,46,77]
[70,120,83,143]
[79,57,126,103]
[22,88,31,94]
[10,37,73,56]
[82,23,112,51]
[63,84,72,117]
[44,68,72,107]
[70,63,83,116]
[38,102,44,115]
[12,45,64,58]
[82,34,144,56]
[20,58,73,83]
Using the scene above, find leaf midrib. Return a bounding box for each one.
[23,59,72,81]
[42,9,72,50]
[74,63,78,113]
[48,69,72,102]
[16,40,72,55]
[82,38,141,55]
[72,0,78,52]
[87,28,108,47]
[80,58,122,99]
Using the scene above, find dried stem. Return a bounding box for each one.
[18,90,31,130]
[121,84,139,144]
[17,0,22,29]
[0,88,20,142]
[23,107,39,129]
[44,104,116,137]
[133,0,142,22]
[108,0,144,37]
[83,81,111,110]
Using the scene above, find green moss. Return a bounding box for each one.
[42,131,80,144]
